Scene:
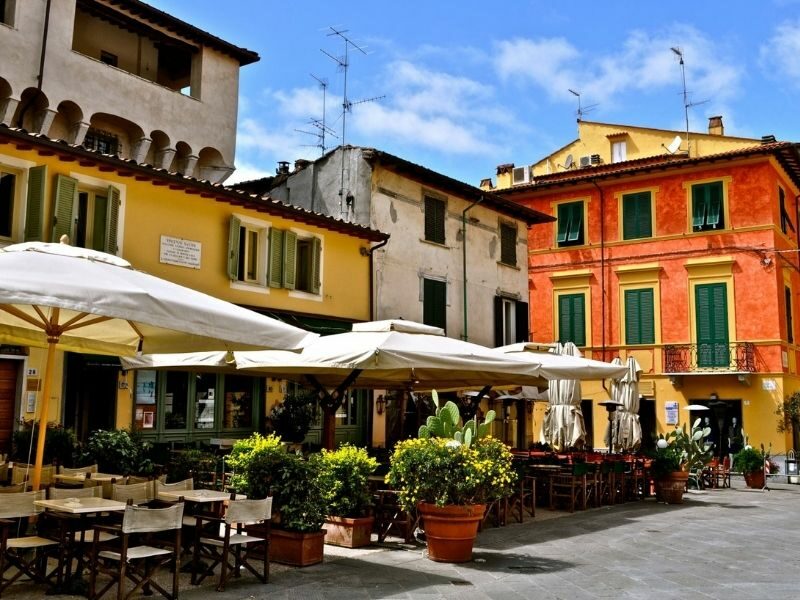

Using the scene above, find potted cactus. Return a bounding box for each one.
[652,418,713,504]
[387,391,514,563]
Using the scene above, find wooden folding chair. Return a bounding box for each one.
[0,490,63,595]
[373,489,415,543]
[111,481,154,506]
[89,503,183,600]
[192,498,271,592]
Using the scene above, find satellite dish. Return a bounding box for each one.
[564,154,574,169]
[666,136,682,154]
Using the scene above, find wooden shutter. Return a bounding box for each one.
[310,236,322,294]
[558,293,585,346]
[566,202,582,242]
[695,283,729,367]
[691,184,708,228]
[268,228,284,288]
[423,279,446,331]
[494,296,504,346]
[625,288,654,345]
[51,174,77,242]
[706,182,723,228]
[282,230,297,290]
[24,165,46,242]
[515,300,529,343]
[623,192,652,240]
[104,185,120,254]
[786,286,794,344]
[227,216,241,280]
[500,223,517,265]
[556,203,570,243]
[424,196,445,244]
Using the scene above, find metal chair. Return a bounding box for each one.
[192,498,271,592]
[89,503,184,600]
[0,490,63,595]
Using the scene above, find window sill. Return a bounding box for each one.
[497,261,520,271]
[229,280,270,294]
[289,289,323,302]
[419,238,450,249]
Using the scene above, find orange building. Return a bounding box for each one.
[497,141,800,460]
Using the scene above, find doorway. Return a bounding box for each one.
[0,360,20,453]
[689,398,742,459]
[63,353,118,441]
[581,400,594,449]
[639,397,656,451]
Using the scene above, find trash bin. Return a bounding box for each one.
[786,450,799,484]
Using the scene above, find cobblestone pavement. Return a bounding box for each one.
[12,478,800,599]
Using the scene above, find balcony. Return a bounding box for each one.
[664,342,756,374]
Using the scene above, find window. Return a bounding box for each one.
[51,175,120,253]
[691,181,724,232]
[556,201,584,247]
[0,163,45,243]
[194,373,217,430]
[786,286,794,344]
[558,293,586,346]
[494,296,529,346]
[780,187,794,236]
[622,191,652,240]
[499,222,517,266]
[83,128,120,155]
[611,141,627,163]
[624,288,655,345]
[164,372,189,430]
[100,51,118,67]
[423,278,446,331]
[223,375,253,429]
[0,170,16,238]
[424,196,446,244]
[261,227,322,294]
[134,370,157,430]
[1,0,15,27]
[695,283,729,367]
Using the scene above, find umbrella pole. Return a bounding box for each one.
[31,339,57,491]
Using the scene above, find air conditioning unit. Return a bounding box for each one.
[579,155,592,168]
[512,165,530,185]
[590,154,601,165]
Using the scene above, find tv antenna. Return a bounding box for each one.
[568,88,597,122]
[670,47,709,157]
[323,27,384,220]
[295,74,338,155]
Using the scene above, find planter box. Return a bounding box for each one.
[270,528,325,567]
[324,516,374,548]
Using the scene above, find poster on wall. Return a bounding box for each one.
[665,401,679,426]
[135,370,157,405]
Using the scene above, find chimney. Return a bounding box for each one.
[294,159,311,172]
[708,116,724,136]
[276,161,290,175]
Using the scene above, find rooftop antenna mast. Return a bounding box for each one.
[567,88,597,123]
[671,47,691,156]
[323,27,368,220]
[295,74,338,155]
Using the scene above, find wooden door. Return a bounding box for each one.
[0,361,18,453]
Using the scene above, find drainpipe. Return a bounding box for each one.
[366,237,390,321]
[591,179,608,391]
[16,0,52,128]
[462,196,484,341]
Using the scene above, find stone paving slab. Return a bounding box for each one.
[7,479,800,599]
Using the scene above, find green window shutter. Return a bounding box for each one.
[424,196,445,244]
[51,174,77,242]
[625,288,654,345]
[558,295,571,342]
[695,283,729,367]
[692,185,708,228]
[558,293,585,346]
[500,223,517,265]
[566,202,583,242]
[423,279,446,331]
[623,192,652,240]
[786,286,794,344]
[310,236,322,294]
[24,165,46,242]
[282,230,297,290]
[706,182,722,228]
[268,228,284,288]
[556,203,570,243]
[571,294,585,346]
[103,185,120,254]
[227,216,241,280]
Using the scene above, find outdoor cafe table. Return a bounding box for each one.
[156,489,246,503]
[34,497,128,592]
[53,473,124,497]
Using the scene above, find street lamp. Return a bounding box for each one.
[598,400,624,454]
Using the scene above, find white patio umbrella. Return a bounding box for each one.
[540,342,587,451]
[235,319,550,448]
[0,242,315,489]
[607,357,643,452]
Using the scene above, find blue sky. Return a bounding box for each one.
[150,1,800,186]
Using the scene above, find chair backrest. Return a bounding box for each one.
[156,478,193,494]
[112,481,154,504]
[225,498,272,525]
[0,483,27,494]
[126,475,151,485]
[121,503,184,534]
[11,464,54,486]
[39,465,55,486]
[0,490,44,518]
[722,456,731,470]
[49,485,103,499]
[0,463,8,483]
[59,464,98,476]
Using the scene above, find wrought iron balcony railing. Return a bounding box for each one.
[663,342,756,373]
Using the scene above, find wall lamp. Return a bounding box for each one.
[376,394,386,416]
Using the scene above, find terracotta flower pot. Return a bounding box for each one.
[744,469,765,489]
[417,502,486,563]
[324,516,374,548]
[655,471,689,504]
[269,528,325,567]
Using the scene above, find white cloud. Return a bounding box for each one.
[226,162,272,185]
[760,20,800,84]
[493,25,742,107]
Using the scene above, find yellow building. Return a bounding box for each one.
[489,117,762,189]
[0,125,387,450]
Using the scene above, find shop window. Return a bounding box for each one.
[134,370,157,430]
[164,372,189,430]
[223,375,253,429]
[194,373,217,430]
